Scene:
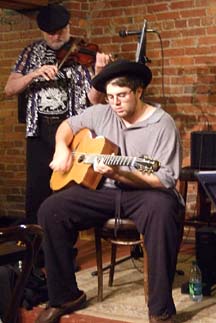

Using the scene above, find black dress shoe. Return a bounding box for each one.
[35,290,87,323]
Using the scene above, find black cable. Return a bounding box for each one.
[154,31,166,109]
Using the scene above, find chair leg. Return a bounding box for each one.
[108,243,117,287]
[143,241,149,304]
[94,229,103,302]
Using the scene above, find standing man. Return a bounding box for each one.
[4,4,110,225]
[36,59,184,323]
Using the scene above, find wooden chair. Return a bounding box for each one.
[0,224,43,323]
[94,218,148,303]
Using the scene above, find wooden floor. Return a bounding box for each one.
[21,236,195,323]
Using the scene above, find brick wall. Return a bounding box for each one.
[0,0,215,218]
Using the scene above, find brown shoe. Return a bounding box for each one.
[149,314,174,323]
[35,290,87,323]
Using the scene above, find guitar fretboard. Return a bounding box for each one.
[84,154,137,167]
[73,152,160,171]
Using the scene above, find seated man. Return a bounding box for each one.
[36,59,184,323]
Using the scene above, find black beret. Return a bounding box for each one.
[91,59,152,93]
[37,4,70,33]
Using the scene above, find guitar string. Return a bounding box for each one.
[71,151,158,168]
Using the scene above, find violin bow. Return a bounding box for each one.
[57,42,78,70]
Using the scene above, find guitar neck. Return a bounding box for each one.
[76,153,134,167]
[75,152,159,171]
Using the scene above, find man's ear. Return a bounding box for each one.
[137,87,144,100]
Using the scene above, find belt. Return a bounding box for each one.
[39,114,67,125]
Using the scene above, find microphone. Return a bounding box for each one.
[119,30,142,38]
[119,27,156,38]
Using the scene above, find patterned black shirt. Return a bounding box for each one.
[13,39,92,137]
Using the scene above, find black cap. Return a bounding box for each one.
[37,4,70,33]
[91,59,152,93]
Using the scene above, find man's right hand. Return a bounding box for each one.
[49,142,73,173]
[4,64,58,97]
[33,64,58,81]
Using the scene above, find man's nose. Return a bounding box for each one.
[51,33,61,41]
[113,95,120,105]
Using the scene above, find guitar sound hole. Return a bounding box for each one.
[78,154,85,163]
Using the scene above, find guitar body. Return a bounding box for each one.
[50,128,119,191]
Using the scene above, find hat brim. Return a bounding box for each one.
[91,59,152,93]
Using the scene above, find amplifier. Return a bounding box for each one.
[196,226,216,295]
[191,131,216,169]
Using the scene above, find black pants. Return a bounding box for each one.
[25,118,63,224]
[37,184,184,317]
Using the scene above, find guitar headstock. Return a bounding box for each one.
[135,155,160,173]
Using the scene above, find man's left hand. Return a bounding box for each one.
[95,52,113,75]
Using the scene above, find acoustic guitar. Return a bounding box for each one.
[50,128,160,191]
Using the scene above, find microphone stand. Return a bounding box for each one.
[135,19,151,64]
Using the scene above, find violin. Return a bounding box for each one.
[56,37,99,69]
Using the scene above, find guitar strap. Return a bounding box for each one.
[114,190,122,237]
